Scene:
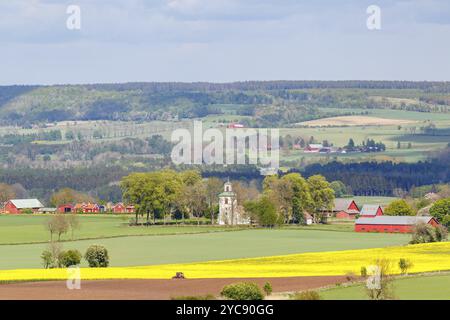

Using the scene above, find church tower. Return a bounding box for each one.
[218,182,237,225]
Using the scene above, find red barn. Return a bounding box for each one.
[332,199,360,219]
[360,205,383,218]
[74,203,99,213]
[58,204,74,213]
[112,203,126,213]
[3,199,44,214]
[125,205,135,213]
[83,203,100,213]
[355,216,439,233]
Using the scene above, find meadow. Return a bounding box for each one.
[0,215,239,244]
[0,224,410,269]
[320,274,450,300]
[1,242,449,281]
[281,109,450,163]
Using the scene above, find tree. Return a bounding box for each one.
[182,180,208,225]
[330,180,348,198]
[409,222,447,244]
[0,183,16,203]
[45,215,69,241]
[205,177,224,224]
[85,245,109,267]
[263,173,311,224]
[398,258,413,275]
[429,198,450,225]
[384,199,415,216]
[121,170,183,225]
[50,188,95,207]
[59,250,82,267]
[67,214,81,240]
[347,138,355,149]
[244,196,280,227]
[41,242,63,269]
[307,175,335,223]
[263,282,273,296]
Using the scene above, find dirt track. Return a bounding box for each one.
[0,276,347,300]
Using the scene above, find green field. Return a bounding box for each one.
[0,215,240,245]
[320,274,450,300]
[280,108,450,163]
[353,196,398,206]
[0,226,410,270]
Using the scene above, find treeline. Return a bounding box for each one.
[2,81,450,126]
[0,130,62,144]
[79,81,450,92]
[300,160,450,196]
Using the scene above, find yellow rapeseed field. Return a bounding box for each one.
[1,242,449,281]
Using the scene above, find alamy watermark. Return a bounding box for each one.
[66,265,81,290]
[367,5,381,30]
[66,5,81,30]
[171,121,279,174]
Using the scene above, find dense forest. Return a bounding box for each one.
[299,157,450,196]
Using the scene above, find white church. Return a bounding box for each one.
[218,181,249,225]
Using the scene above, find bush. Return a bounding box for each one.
[263,282,273,296]
[360,266,368,278]
[41,242,63,269]
[435,225,448,242]
[84,245,109,267]
[290,291,321,300]
[384,200,415,216]
[410,222,447,244]
[398,258,413,275]
[41,250,55,269]
[221,282,264,300]
[429,198,450,225]
[59,250,82,267]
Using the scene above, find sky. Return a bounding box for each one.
[1,0,450,85]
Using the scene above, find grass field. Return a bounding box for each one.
[281,108,450,163]
[0,228,410,270]
[0,215,241,244]
[1,242,449,281]
[320,274,450,300]
[353,196,398,206]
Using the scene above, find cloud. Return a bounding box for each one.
[0,0,449,84]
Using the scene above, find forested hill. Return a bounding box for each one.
[1,81,450,126]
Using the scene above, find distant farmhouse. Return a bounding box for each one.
[0,198,134,215]
[355,216,439,233]
[326,198,360,220]
[59,202,135,214]
[2,199,44,214]
[360,205,384,218]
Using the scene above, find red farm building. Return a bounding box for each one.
[112,203,135,214]
[331,199,360,219]
[359,205,383,218]
[58,204,74,213]
[355,216,439,234]
[74,203,100,213]
[112,203,126,213]
[3,199,44,214]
